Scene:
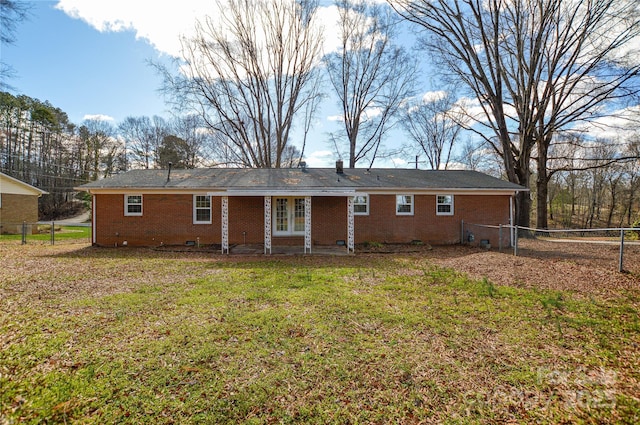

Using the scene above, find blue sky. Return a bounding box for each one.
[3,1,172,123]
[3,0,437,167]
[3,1,638,169]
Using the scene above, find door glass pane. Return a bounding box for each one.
[276,198,288,232]
[294,198,305,232]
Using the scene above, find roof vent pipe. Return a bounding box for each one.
[336,160,344,174]
[167,162,173,182]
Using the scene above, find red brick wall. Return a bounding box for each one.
[227,197,349,246]
[312,197,347,245]
[94,194,221,246]
[0,193,39,234]
[355,194,511,246]
[228,196,263,244]
[93,193,512,247]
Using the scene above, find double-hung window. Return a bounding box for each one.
[436,195,454,216]
[124,195,142,216]
[353,195,369,215]
[396,195,413,215]
[193,195,212,224]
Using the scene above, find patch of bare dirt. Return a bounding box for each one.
[426,241,640,298]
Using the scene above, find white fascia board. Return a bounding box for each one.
[207,190,358,197]
[364,188,526,196]
[80,188,359,197]
[79,187,525,196]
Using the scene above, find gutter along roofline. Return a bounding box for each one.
[75,187,525,196]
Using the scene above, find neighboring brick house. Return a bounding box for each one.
[0,171,47,234]
[76,164,526,252]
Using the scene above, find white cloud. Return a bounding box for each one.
[304,150,336,168]
[55,0,208,57]
[450,97,486,125]
[444,161,469,170]
[422,90,447,103]
[389,157,408,167]
[316,4,342,55]
[55,1,343,59]
[575,105,640,140]
[363,107,382,119]
[326,115,344,122]
[83,114,114,122]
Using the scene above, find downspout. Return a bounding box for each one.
[92,194,96,245]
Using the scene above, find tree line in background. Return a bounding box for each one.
[0,92,220,218]
[2,89,638,228]
[2,0,639,228]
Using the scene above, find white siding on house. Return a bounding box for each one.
[0,172,47,196]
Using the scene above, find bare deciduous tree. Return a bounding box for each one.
[401,90,463,170]
[391,0,640,228]
[80,119,121,180]
[325,0,417,168]
[118,116,167,170]
[170,114,212,168]
[165,0,324,168]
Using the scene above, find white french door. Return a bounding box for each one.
[273,197,305,236]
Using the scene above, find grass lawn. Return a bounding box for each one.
[1,245,639,424]
[0,225,91,244]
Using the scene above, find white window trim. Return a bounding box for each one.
[353,194,369,216]
[273,197,306,236]
[396,194,414,216]
[436,194,454,216]
[193,195,212,224]
[124,194,143,216]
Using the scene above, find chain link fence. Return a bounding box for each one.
[0,221,91,245]
[462,220,640,273]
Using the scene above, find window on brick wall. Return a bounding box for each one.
[396,195,413,215]
[353,195,368,215]
[124,195,142,216]
[193,195,212,224]
[436,195,454,216]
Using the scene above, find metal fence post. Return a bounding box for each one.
[619,228,625,273]
[514,225,519,256]
[498,225,503,252]
[461,220,464,244]
[51,221,55,245]
[21,221,27,245]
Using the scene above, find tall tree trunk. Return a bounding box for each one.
[536,141,549,229]
[516,191,531,229]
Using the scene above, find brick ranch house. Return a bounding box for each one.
[76,165,526,253]
[0,171,48,234]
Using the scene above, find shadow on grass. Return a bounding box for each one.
[43,243,484,267]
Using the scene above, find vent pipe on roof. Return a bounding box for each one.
[167,162,173,182]
[336,160,344,174]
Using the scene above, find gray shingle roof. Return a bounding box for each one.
[77,168,525,192]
